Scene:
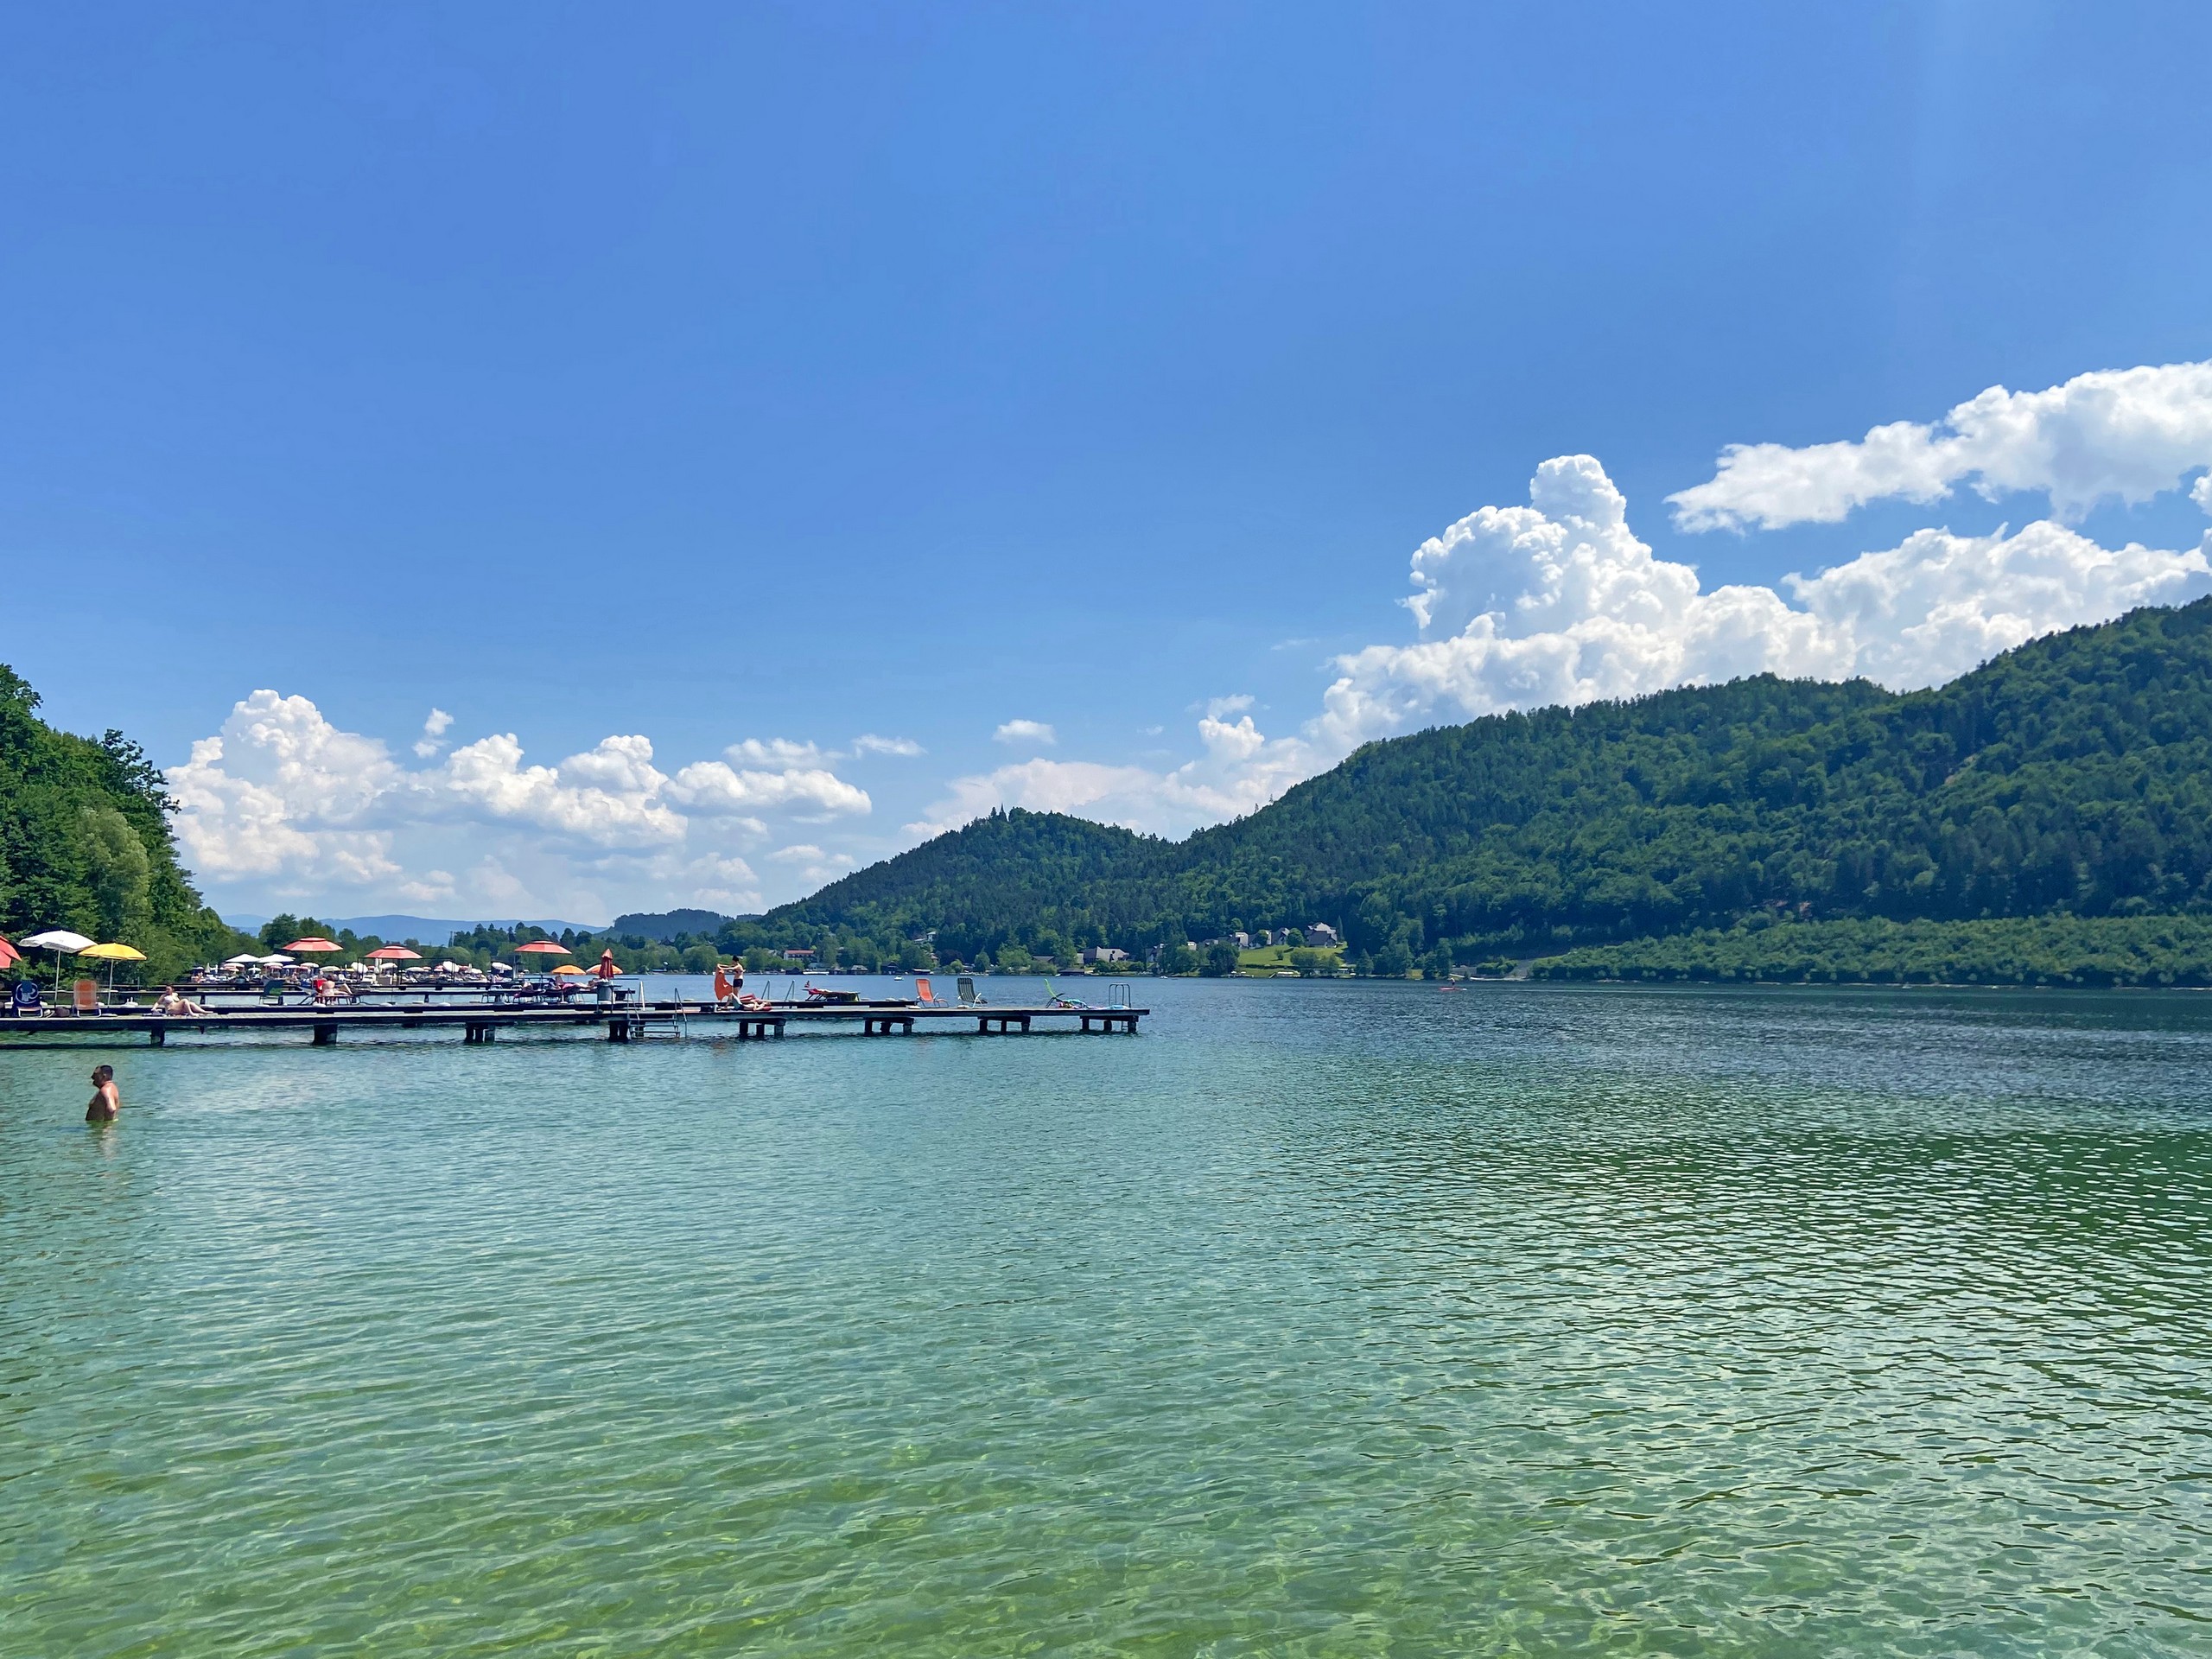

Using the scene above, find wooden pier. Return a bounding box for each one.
[0,998,1147,1048]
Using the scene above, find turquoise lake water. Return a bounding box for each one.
[4,977,2211,1656]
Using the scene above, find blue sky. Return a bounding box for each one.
[6,3,2212,921]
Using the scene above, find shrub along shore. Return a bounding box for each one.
[1529,915,2212,988]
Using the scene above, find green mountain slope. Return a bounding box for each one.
[0,665,244,978]
[770,596,2212,969]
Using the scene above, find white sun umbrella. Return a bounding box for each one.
[258,953,295,966]
[224,953,260,966]
[20,929,94,990]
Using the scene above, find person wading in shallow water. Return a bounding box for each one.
[86,1064,120,1123]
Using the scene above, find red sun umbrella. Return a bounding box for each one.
[285,938,344,953]
[365,945,422,961]
[0,938,18,969]
[513,941,571,956]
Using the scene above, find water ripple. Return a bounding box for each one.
[4,981,2211,1654]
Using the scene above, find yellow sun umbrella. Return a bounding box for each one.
[79,940,147,993]
[551,963,587,976]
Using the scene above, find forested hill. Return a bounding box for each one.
[776,810,1174,964]
[0,665,242,976]
[769,595,2212,970]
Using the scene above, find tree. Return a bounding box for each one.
[80,806,152,941]
[1200,942,1240,976]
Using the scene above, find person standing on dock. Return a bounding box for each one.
[86,1065,120,1123]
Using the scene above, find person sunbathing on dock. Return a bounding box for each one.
[155,986,213,1016]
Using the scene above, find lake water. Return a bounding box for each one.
[5,978,2210,1656]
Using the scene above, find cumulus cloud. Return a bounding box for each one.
[1785,518,2209,689]
[914,444,2212,842]
[170,691,407,886]
[1315,454,2210,753]
[767,843,858,887]
[725,737,824,767]
[910,705,1316,839]
[441,733,686,847]
[171,696,869,913]
[994,719,1057,747]
[852,733,924,757]
[666,760,870,818]
[1669,359,2212,531]
[413,707,454,759]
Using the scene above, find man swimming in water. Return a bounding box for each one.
[86,1064,120,1123]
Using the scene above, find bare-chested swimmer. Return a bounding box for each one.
[86,1064,120,1123]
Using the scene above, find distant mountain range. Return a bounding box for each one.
[608,909,755,942]
[220,912,607,944]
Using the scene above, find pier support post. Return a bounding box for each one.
[607,1018,630,1042]
[149,1024,166,1046]
[312,1023,338,1046]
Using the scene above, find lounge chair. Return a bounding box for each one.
[914,976,936,1004]
[73,978,99,1014]
[957,975,983,1006]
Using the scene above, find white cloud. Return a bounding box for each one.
[666,761,870,817]
[852,733,924,757]
[413,707,454,758]
[994,719,1057,747]
[1669,359,2212,531]
[1784,518,2208,690]
[1314,454,2210,754]
[440,733,686,848]
[912,446,2212,843]
[909,709,1317,840]
[169,691,407,886]
[725,737,824,767]
[766,843,857,889]
[171,696,870,915]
